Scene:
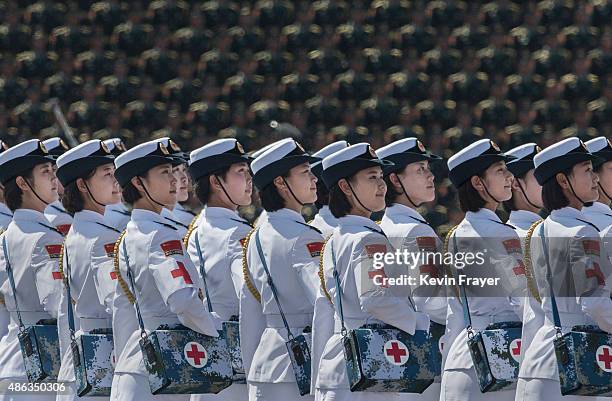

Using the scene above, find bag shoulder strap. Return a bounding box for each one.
[2,236,24,329]
[329,240,346,336]
[451,233,473,331]
[61,244,76,340]
[121,238,146,336]
[538,223,562,332]
[194,232,213,312]
[254,229,294,339]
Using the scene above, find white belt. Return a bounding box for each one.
[468,312,519,330]
[79,317,112,332]
[265,313,312,329]
[9,311,52,326]
[142,316,181,331]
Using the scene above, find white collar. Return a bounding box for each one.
[0,202,12,216]
[583,201,612,215]
[337,214,381,232]
[550,206,586,220]
[317,205,333,219]
[13,208,51,224]
[267,208,305,223]
[131,208,166,224]
[73,209,106,223]
[203,206,242,220]
[465,207,502,223]
[384,203,427,224]
[508,209,541,223]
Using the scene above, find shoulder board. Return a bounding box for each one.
[576,218,599,232]
[95,221,121,234]
[296,220,322,234]
[229,217,254,228]
[155,220,178,230]
[523,220,543,303]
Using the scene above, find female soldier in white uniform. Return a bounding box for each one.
[240,137,324,401]
[376,138,447,401]
[0,139,64,401]
[103,138,131,231]
[314,143,431,401]
[517,137,612,401]
[54,140,122,401]
[0,140,12,342]
[42,138,73,236]
[184,138,253,401]
[582,137,612,232]
[441,139,527,401]
[109,140,219,401]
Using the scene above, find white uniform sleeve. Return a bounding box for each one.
[32,234,64,318]
[228,228,251,299]
[309,288,334,394]
[150,232,218,337]
[239,278,265,378]
[91,236,119,313]
[291,229,325,306]
[352,233,428,335]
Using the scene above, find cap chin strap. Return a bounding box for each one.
[598,182,612,205]
[516,179,541,211]
[478,177,502,205]
[346,180,373,214]
[281,177,306,207]
[215,175,242,207]
[137,177,170,210]
[84,181,110,208]
[24,179,52,207]
[563,173,587,206]
[396,174,422,208]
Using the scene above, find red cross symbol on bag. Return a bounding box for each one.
[184,341,208,368]
[384,340,410,366]
[509,339,521,362]
[596,345,612,373]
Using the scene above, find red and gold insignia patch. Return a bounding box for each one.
[45,244,62,259]
[56,224,71,235]
[416,236,436,251]
[52,271,63,280]
[160,240,183,256]
[513,260,526,276]
[368,267,388,287]
[365,244,387,258]
[582,240,600,256]
[104,243,115,258]
[239,238,247,247]
[586,262,605,286]
[502,238,522,254]
[306,242,324,257]
[420,263,439,278]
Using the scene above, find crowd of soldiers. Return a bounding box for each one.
[0,127,610,401]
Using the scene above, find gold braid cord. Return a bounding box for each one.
[183,211,201,248]
[318,235,333,305]
[523,220,543,303]
[113,229,135,304]
[242,227,261,303]
[443,225,460,299]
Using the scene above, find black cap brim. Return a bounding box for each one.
[0,155,56,185]
[322,158,394,189]
[449,154,514,187]
[534,153,600,185]
[57,155,115,186]
[382,152,442,176]
[253,155,320,190]
[189,153,253,181]
[115,155,182,187]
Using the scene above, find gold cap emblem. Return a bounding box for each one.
[490,141,500,151]
[159,143,169,155]
[417,140,425,152]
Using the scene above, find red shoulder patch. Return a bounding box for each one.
[104,243,115,258]
[416,236,437,251]
[45,244,62,259]
[239,238,246,247]
[365,244,387,258]
[306,242,324,257]
[582,240,600,256]
[502,238,522,254]
[586,262,605,286]
[160,240,183,256]
[513,259,526,276]
[368,267,388,287]
[56,224,71,236]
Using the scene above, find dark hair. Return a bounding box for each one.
[315,181,330,209]
[384,173,402,207]
[542,171,570,212]
[122,180,142,204]
[458,174,486,213]
[62,169,97,214]
[194,166,230,205]
[4,170,34,211]
[260,183,285,212]
[329,183,352,218]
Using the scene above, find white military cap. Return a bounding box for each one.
[376,137,442,176]
[188,138,252,181]
[153,137,188,162]
[114,140,183,187]
[0,139,55,184]
[103,137,127,155]
[447,139,513,187]
[56,140,115,186]
[585,137,612,168]
[534,137,599,185]
[251,138,320,190]
[311,140,349,179]
[504,143,541,177]
[321,143,393,188]
[42,137,70,156]
[250,140,284,159]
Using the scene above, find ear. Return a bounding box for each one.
[209,174,221,191]
[75,177,89,194]
[511,176,521,191]
[15,176,30,192]
[470,175,484,192]
[130,176,144,192]
[555,172,570,189]
[337,178,352,197]
[272,176,286,192]
[389,172,402,191]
